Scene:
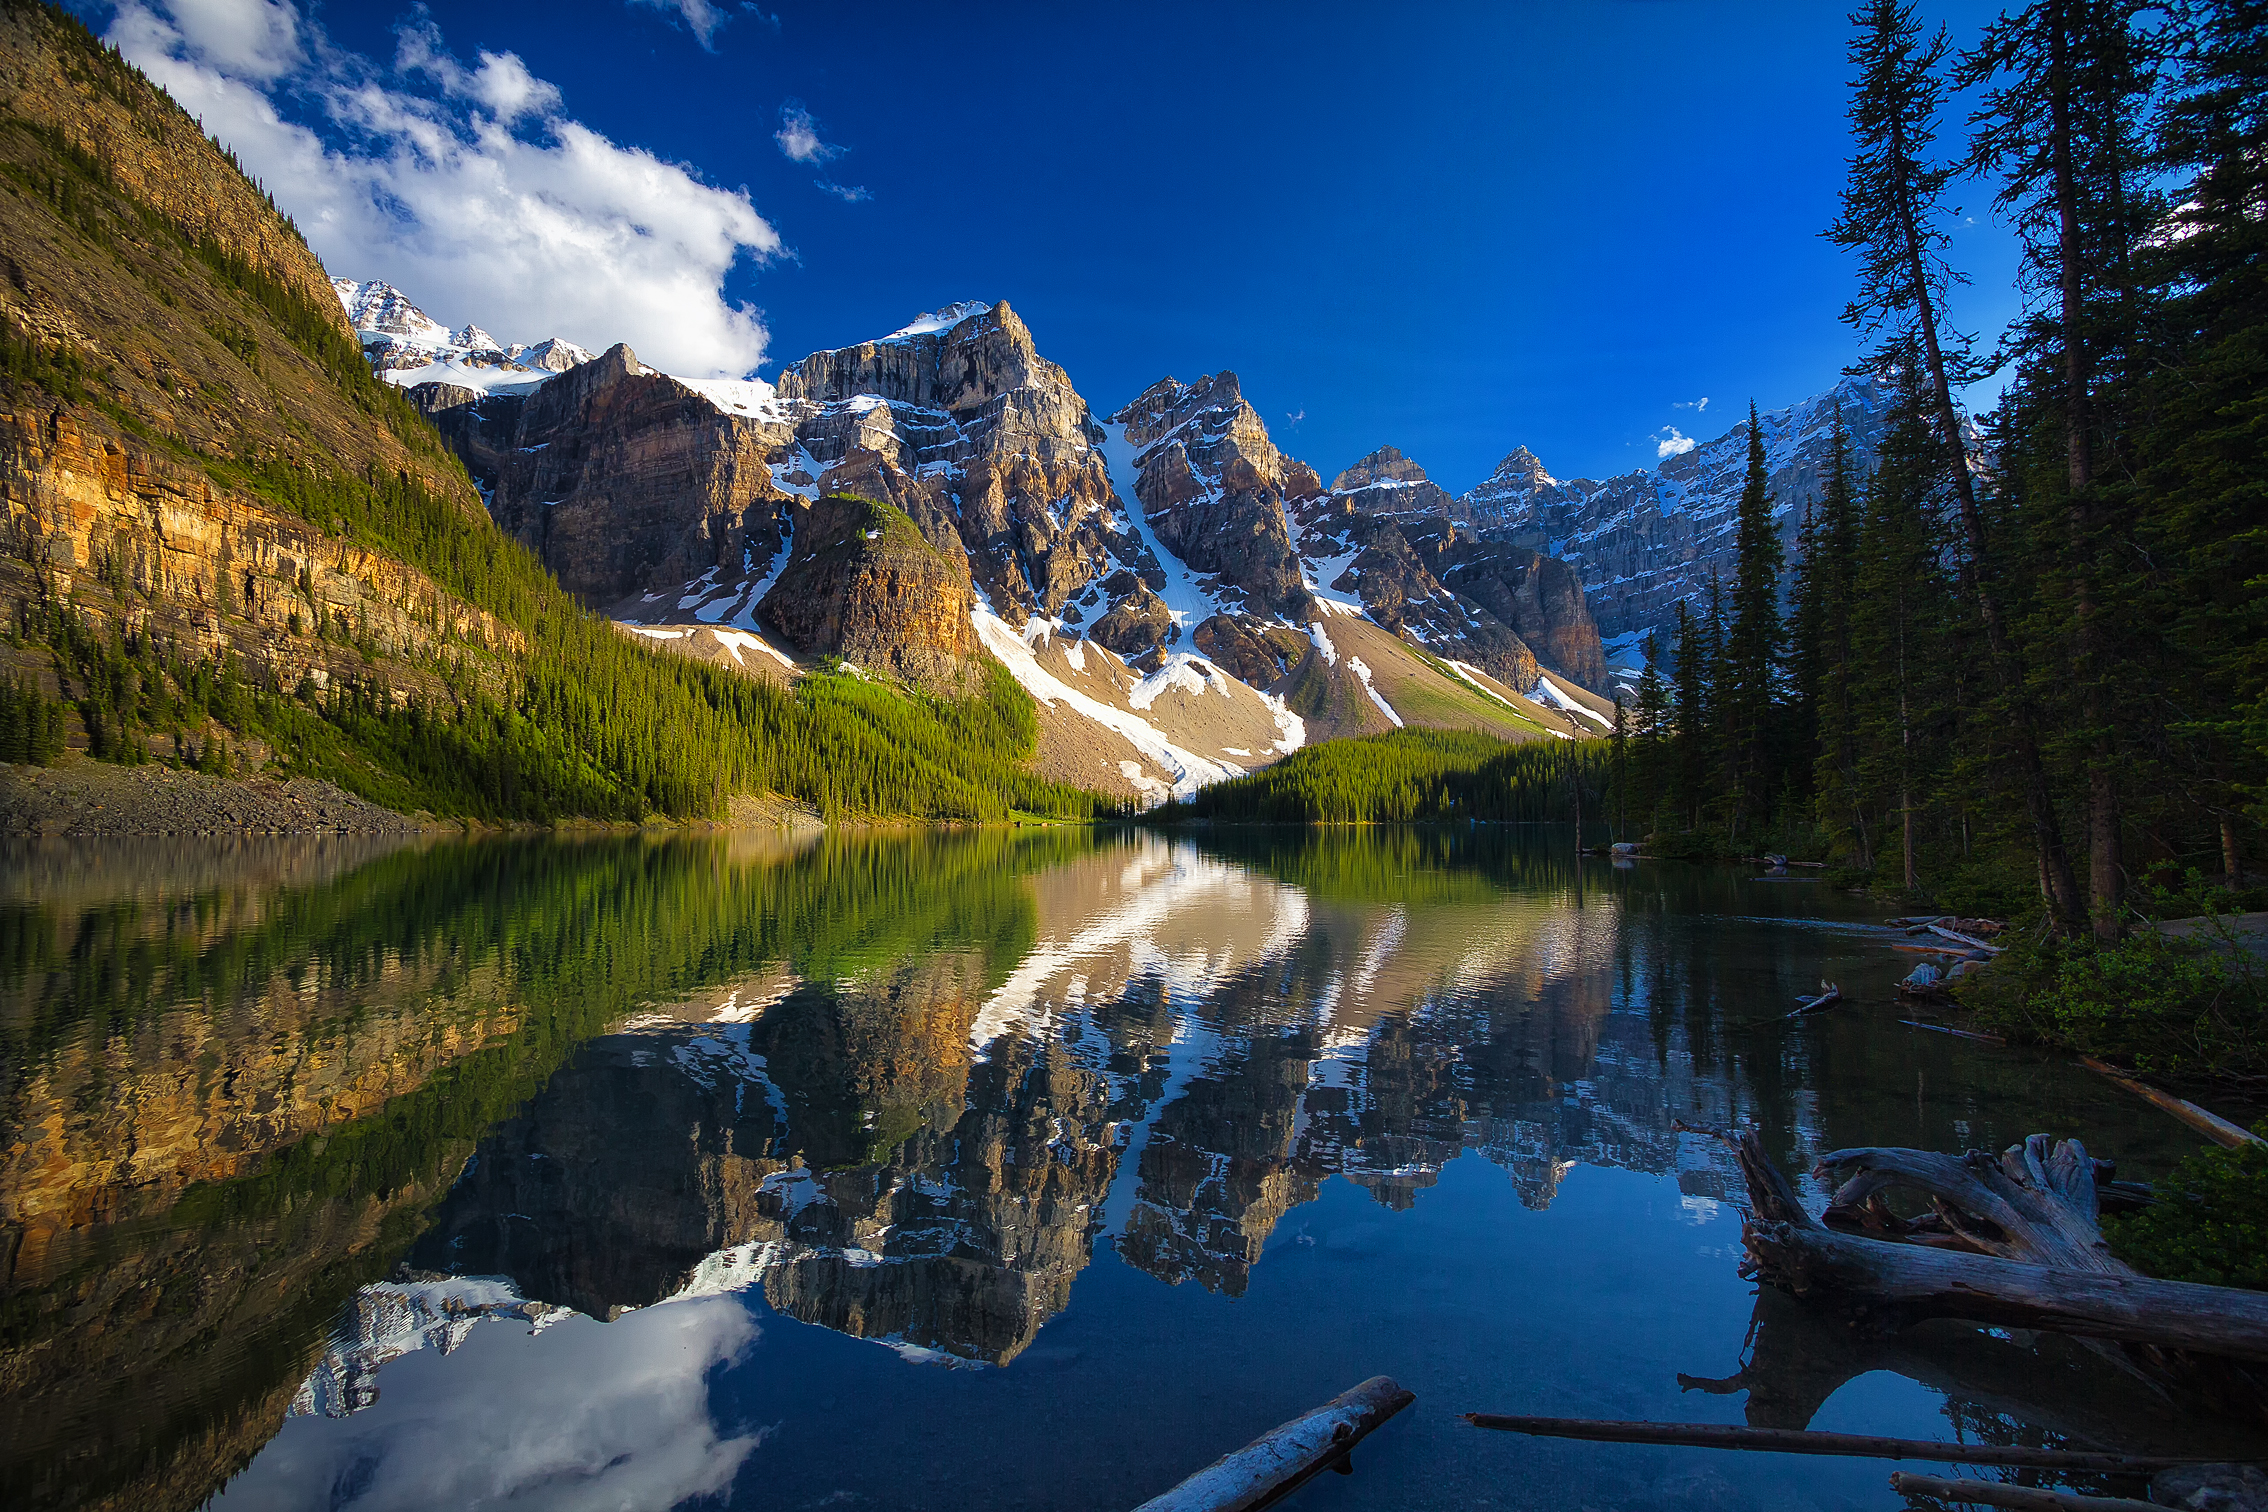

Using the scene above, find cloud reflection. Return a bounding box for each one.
[213,1294,762,1510]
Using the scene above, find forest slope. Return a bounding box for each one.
[0,1,1094,823]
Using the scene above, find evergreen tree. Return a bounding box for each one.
[1670,602,1709,831]
[1702,577,1731,827]
[1830,0,2084,927]
[1632,632,1672,836]
[1807,423,1871,868]
[1961,0,2164,938]
[2132,0,2268,882]
[1850,386,1959,891]
[1721,401,1787,841]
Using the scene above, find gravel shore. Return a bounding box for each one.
[0,759,428,836]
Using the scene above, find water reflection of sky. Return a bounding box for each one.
[4,831,2246,1512]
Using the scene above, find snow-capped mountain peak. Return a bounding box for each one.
[330,277,452,346]
[330,275,597,391]
[884,301,993,342]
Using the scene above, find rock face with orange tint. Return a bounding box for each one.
[1,405,519,708]
[0,2,521,731]
[759,493,978,694]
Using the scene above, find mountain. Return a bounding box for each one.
[0,3,1100,825]
[330,275,595,391]
[401,305,1615,799]
[1461,376,1896,663]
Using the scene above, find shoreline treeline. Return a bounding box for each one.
[1615,0,2264,935]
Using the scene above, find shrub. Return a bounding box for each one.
[1958,921,2268,1082]
[2105,1134,2268,1290]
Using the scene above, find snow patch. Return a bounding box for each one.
[1348,657,1403,727]
[885,301,993,341]
[1530,672,1614,731]
[975,607,1240,800]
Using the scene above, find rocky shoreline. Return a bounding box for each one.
[0,759,430,837]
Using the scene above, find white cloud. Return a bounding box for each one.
[157,0,302,80]
[774,100,842,163]
[1655,426,1697,459]
[210,1295,765,1511]
[108,0,782,377]
[1673,396,1709,412]
[815,178,870,202]
[630,0,728,50]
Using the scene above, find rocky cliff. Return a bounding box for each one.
[1462,376,1894,653]
[0,3,524,764]
[395,301,1614,797]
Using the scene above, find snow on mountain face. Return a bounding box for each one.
[1461,375,1893,644]
[885,300,993,341]
[330,276,595,385]
[331,277,452,345]
[407,299,1608,799]
[1326,445,1465,523]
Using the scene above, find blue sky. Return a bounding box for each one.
[95,0,2023,491]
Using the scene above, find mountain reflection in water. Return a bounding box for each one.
[1,828,2256,1512]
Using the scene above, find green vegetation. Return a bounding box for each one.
[0,670,67,764]
[1153,726,1609,828]
[2105,1134,2268,1291]
[0,25,1100,823]
[1957,883,2268,1082]
[1615,1,2266,953]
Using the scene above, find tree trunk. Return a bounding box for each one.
[1741,1221,2268,1364]
[2047,3,2122,942]
[1889,116,2084,933]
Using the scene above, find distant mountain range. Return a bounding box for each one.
[337,278,1890,745]
[339,282,1622,799]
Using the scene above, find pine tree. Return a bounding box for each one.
[1850,387,1958,891]
[1829,0,2084,927]
[1808,423,1871,868]
[2133,0,2268,882]
[1702,577,1730,829]
[1633,632,1672,836]
[1961,0,2163,938]
[1722,401,1786,841]
[1670,602,1709,832]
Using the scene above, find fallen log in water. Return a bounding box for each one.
[2078,1058,2266,1151]
[1887,1470,2163,1512]
[1742,1219,2268,1361]
[1456,1416,2235,1471]
[1899,1019,2007,1044]
[1720,1129,2268,1417]
[1129,1376,1415,1512]
[1782,982,1843,1020]
[1928,924,2006,955]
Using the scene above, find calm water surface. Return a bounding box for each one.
[2,827,2257,1512]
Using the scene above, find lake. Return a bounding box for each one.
[2,826,2257,1512]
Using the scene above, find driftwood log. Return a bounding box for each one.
[1676,1285,2259,1458]
[2079,1058,2266,1150]
[1458,1416,2233,1471]
[1726,1132,2268,1416]
[1887,1470,2162,1512]
[1129,1376,1414,1512]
